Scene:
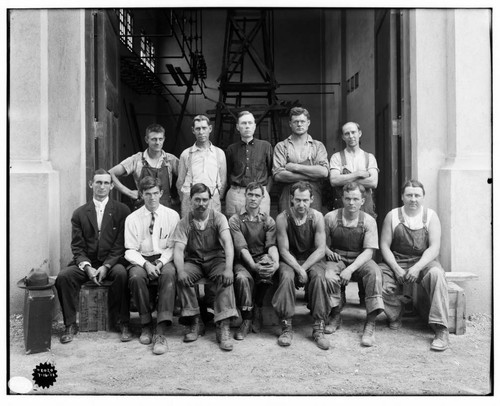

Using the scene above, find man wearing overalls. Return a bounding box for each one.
[272,107,329,213]
[109,123,179,211]
[173,183,238,351]
[176,115,227,218]
[272,181,332,350]
[329,121,379,306]
[228,182,280,340]
[324,182,384,347]
[379,180,450,351]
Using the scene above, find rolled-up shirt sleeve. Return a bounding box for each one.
[272,141,287,177]
[124,216,147,267]
[228,215,248,259]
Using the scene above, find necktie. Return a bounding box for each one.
[149,212,155,235]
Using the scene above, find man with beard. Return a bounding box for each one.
[173,183,238,351]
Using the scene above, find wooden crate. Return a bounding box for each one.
[415,280,466,335]
[79,282,110,332]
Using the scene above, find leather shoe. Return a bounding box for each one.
[152,334,168,355]
[139,325,153,345]
[120,324,133,342]
[60,324,78,344]
[234,319,252,340]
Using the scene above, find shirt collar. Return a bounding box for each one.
[93,197,109,210]
[240,138,255,146]
[191,141,214,152]
[286,134,314,144]
[142,205,161,216]
[144,149,166,160]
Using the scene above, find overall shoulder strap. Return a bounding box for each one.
[340,150,347,166]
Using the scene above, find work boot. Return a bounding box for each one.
[60,323,78,344]
[234,319,252,340]
[312,320,330,350]
[361,320,376,347]
[252,307,263,333]
[430,324,450,351]
[388,307,404,330]
[183,315,205,343]
[218,319,233,351]
[139,324,153,345]
[152,334,168,355]
[277,319,293,347]
[120,323,133,342]
[325,306,342,334]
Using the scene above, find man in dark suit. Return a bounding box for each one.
[55,169,131,344]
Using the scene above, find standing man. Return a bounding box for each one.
[225,111,274,216]
[176,115,227,218]
[228,182,280,339]
[272,181,331,350]
[124,176,180,355]
[273,107,329,212]
[379,180,449,351]
[55,169,131,344]
[324,182,384,347]
[329,122,378,217]
[173,183,238,351]
[109,123,179,210]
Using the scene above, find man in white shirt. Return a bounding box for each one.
[55,169,131,344]
[125,176,180,355]
[329,122,379,218]
[109,123,179,210]
[176,115,227,218]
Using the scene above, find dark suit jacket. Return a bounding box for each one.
[69,199,131,268]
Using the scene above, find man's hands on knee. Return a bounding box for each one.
[296,267,308,287]
[339,267,354,286]
[85,265,101,285]
[144,261,161,280]
[177,270,195,287]
[219,268,234,287]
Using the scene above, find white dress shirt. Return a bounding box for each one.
[124,204,180,267]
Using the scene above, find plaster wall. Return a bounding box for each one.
[9,9,87,313]
[411,9,491,314]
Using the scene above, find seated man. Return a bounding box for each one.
[109,123,179,210]
[324,182,384,347]
[228,182,280,339]
[124,176,180,355]
[55,169,131,344]
[173,183,238,351]
[272,181,332,350]
[379,179,449,351]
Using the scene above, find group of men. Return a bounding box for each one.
[55,107,450,356]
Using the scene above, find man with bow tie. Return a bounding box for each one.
[55,169,131,344]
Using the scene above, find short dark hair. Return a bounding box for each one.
[145,124,165,137]
[289,107,310,121]
[342,122,361,132]
[343,182,366,198]
[401,179,425,196]
[237,111,255,122]
[139,176,162,193]
[93,168,111,181]
[245,182,264,195]
[190,182,212,199]
[290,181,313,199]
[192,115,211,127]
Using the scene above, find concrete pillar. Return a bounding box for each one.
[437,9,492,315]
[411,9,491,315]
[9,10,87,313]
